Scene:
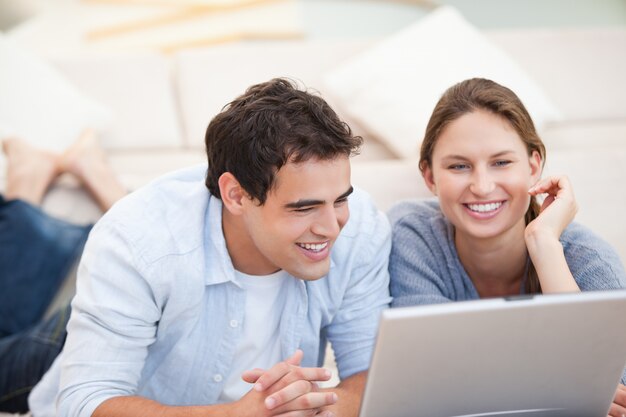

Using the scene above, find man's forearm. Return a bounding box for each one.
[321,371,367,417]
[92,396,233,417]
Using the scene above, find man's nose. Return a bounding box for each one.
[311,206,343,239]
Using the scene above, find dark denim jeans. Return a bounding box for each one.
[0,195,91,413]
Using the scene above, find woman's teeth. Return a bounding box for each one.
[467,202,503,213]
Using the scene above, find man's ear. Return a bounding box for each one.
[218,172,246,215]
[529,150,543,184]
[422,165,438,196]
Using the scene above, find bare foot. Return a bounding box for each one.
[59,129,126,212]
[2,138,61,205]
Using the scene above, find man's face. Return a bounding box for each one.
[234,156,352,280]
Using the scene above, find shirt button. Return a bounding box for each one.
[229,319,238,328]
[213,374,223,382]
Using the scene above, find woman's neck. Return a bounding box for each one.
[455,222,528,298]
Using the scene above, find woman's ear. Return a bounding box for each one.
[218,172,246,215]
[422,165,438,196]
[529,150,543,184]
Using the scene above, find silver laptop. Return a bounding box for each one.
[360,290,626,417]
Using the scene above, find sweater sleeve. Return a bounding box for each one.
[561,224,626,384]
[562,224,626,291]
[389,204,453,308]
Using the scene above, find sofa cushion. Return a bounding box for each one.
[174,39,373,148]
[51,53,184,150]
[487,28,626,122]
[0,34,111,152]
[322,6,562,159]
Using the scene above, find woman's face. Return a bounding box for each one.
[423,109,542,242]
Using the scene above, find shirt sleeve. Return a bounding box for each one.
[56,221,161,417]
[389,212,454,308]
[325,208,392,380]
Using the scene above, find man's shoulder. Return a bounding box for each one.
[121,164,208,210]
[94,165,213,262]
[341,187,390,239]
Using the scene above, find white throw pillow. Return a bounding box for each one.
[0,33,112,152]
[323,6,562,159]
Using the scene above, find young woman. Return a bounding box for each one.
[388,78,626,416]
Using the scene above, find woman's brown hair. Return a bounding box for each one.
[419,78,546,294]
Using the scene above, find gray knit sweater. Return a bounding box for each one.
[388,198,626,385]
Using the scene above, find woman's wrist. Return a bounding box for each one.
[525,231,579,293]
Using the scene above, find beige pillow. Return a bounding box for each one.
[323,6,561,159]
[0,34,111,152]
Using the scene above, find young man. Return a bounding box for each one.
[28,78,391,417]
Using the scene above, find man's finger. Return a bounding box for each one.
[241,368,265,383]
[256,365,331,394]
[285,349,304,366]
[270,391,338,414]
[254,361,293,392]
[265,380,314,409]
[275,367,331,389]
[275,409,335,417]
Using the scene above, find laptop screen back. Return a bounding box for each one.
[360,290,626,417]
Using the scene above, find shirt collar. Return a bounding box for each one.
[204,196,237,286]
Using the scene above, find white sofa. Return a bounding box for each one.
[2,26,625,257]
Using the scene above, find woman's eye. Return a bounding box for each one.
[448,164,469,170]
[494,160,512,167]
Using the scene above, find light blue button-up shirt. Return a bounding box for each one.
[29,165,391,417]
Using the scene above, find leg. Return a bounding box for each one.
[0,196,91,338]
[59,129,127,212]
[0,304,70,413]
[2,138,60,206]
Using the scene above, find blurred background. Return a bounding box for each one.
[2,0,626,35]
[1,0,625,244]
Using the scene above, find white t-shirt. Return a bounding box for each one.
[217,269,289,403]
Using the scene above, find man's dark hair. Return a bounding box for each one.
[205,78,362,204]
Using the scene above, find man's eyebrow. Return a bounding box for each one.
[284,186,354,209]
[336,186,354,201]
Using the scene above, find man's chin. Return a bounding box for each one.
[287,262,331,281]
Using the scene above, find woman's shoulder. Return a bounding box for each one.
[561,222,617,254]
[387,198,451,251]
[561,222,626,289]
[387,198,443,226]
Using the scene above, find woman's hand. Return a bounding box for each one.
[525,175,578,242]
[524,175,580,294]
[608,383,626,417]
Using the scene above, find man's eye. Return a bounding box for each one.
[334,198,348,206]
[293,207,314,213]
[494,160,512,167]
